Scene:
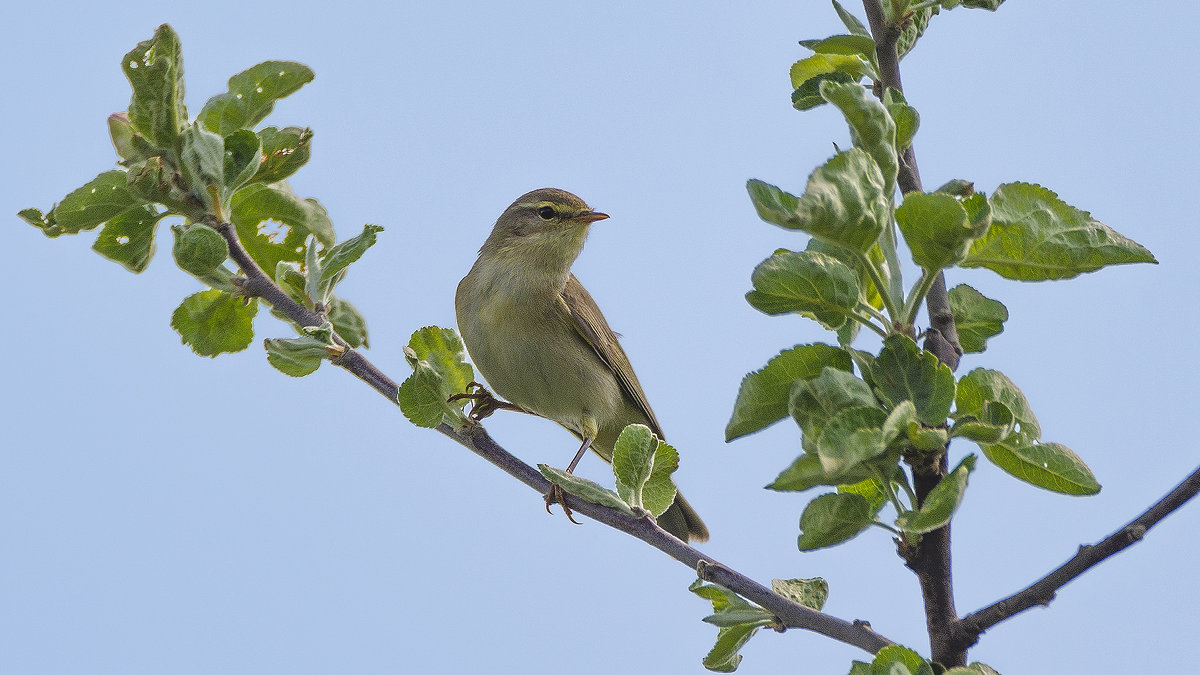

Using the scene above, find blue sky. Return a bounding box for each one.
[5,1,1199,673]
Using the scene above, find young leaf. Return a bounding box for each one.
[746,251,859,329]
[767,453,830,492]
[327,296,369,348]
[770,578,828,611]
[790,367,878,446]
[955,368,1041,440]
[962,182,1156,280]
[198,60,315,136]
[170,289,257,357]
[642,441,680,518]
[264,335,328,377]
[871,335,956,425]
[179,124,225,211]
[92,205,162,273]
[947,284,1007,353]
[792,71,854,111]
[229,183,335,272]
[403,326,474,401]
[884,88,920,151]
[815,406,888,476]
[872,644,935,675]
[882,400,918,445]
[949,400,1014,443]
[980,439,1100,495]
[838,478,888,515]
[747,148,888,253]
[52,170,141,235]
[789,53,872,90]
[538,465,635,515]
[397,326,475,428]
[895,455,975,534]
[832,0,870,36]
[726,343,853,441]
[613,424,657,510]
[895,192,983,271]
[172,223,229,276]
[223,129,262,194]
[820,81,898,199]
[121,24,188,148]
[253,126,313,184]
[797,492,874,550]
[316,223,384,305]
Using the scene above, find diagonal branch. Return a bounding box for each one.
[862,0,965,666]
[214,219,894,656]
[954,465,1200,651]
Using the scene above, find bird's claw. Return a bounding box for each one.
[544,484,582,525]
[447,381,525,421]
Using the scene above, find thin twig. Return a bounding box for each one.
[214,219,893,656]
[954,465,1200,651]
[862,0,965,666]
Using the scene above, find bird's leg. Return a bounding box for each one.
[447,381,528,421]
[544,436,592,525]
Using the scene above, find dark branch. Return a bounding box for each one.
[863,0,965,666]
[955,465,1200,650]
[214,219,894,656]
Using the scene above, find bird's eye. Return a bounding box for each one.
[537,206,556,220]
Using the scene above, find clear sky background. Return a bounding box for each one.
[5,2,1198,673]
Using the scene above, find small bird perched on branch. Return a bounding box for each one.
[454,188,708,542]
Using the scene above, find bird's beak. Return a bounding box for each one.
[576,210,609,223]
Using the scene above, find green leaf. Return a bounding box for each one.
[958,0,1004,9]
[315,223,384,305]
[807,238,886,312]
[799,35,877,71]
[820,81,898,200]
[838,478,888,515]
[170,289,257,357]
[792,71,854,111]
[92,205,161,273]
[816,406,888,476]
[892,5,934,60]
[906,423,949,451]
[253,126,313,184]
[702,609,775,627]
[947,284,1007,354]
[949,400,1014,443]
[397,326,475,428]
[538,465,635,515]
[934,178,975,197]
[223,129,262,194]
[125,156,189,215]
[198,60,315,136]
[882,400,918,446]
[172,223,229,276]
[872,644,934,675]
[642,441,680,518]
[179,124,225,211]
[980,439,1100,495]
[832,0,870,36]
[229,183,334,272]
[790,367,878,447]
[789,53,872,90]
[884,88,920,151]
[747,149,887,252]
[121,24,187,148]
[872,335,955,425]
[726,343,853,441]
[263,335,327,377]
[613,424,657,510]
[54,170,141,235]
[746,251,859,329]
[797,492,874,550]
[955,368,1040,440]
[895,192,982,271]
[770,577,828,611]
[962,182,1156,280]
[895,455,975,534]
[328,296,369,348]
[688,580,771,672]
[275,261,310,307]
[702,622,761,672]
[767,453,831,492]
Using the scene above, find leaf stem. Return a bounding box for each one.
[856,250,901,323]
[901,267,940,328]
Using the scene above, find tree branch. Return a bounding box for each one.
[214,219,894,656]
[954,464,1200,651]
[863,0,965,666]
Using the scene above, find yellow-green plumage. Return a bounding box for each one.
[455,188,708,542]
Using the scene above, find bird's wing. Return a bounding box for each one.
[560,273,665,439]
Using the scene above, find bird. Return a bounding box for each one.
[454,187,708,542]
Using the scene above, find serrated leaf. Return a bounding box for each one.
[179,124,225,211]
[792,71,855,111]
[170,289,257,357]
[790,53,872,90]
[767,453,830,492]
[790,367,878,447]
[807,238,886,311]
[748,149,888,253]
[726,343,852,441]
[981,439,1100,495]
[895,192,984,271]
[397,367,452,428]
[328,296,369,348]
[229,183,334,272]
[746,251,859,329]
[172,223,229,276]
[906,423,949,451]
[797,492,874,551]
[263,335,327,377]
[121,24,187,148]
[872,335,955,425]
[947,284,1007,353]
[54,170,141,234]
[771,577,828,611]
[223,129,262,194]
[872,645,934,675]
[955,368,1041,440]
[275,261,310,306]
[838,478,887,515]
[832,0,871,36]
[882,400,917,445]
[816,406,888,476]
[642,441,680,518]
[963,182,1156,280]
[316,223,383,304]
[702,622,761,672]
[896,455,975,534]
[690,579,757,614]
[253,126,313,184]
[404,326,474,399]
[92,205,161,273]
[950,400,1014,443]
[538,465,635,515]
[884,88,920,151]
[198,60,315,136]
[613,424,657,509]
[820,81,898,199]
